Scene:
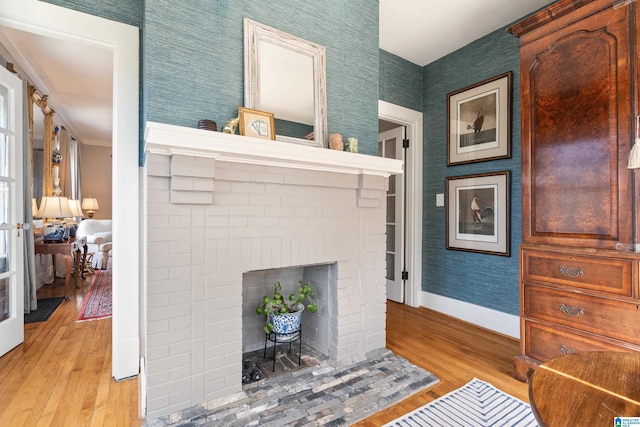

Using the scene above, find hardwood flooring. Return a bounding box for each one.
[0,273,139,427]
[354,301,529,426]
[0,282,527,426]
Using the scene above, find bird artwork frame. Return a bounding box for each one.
[447,72,512,166]
[446,171,510,256]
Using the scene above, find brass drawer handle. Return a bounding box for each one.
[559,266,584,278]
[560,344,578,355]
[559,303,584,317]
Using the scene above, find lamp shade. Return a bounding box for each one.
[68,199,84,217]
[81,197,99,218]
[39,196,73,218]
[32,198,38,218]
[81,197,99,211]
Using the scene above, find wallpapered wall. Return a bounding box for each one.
[421,28,523,316]
[43,0,380,158]
[143,0,380,156]
[379,49,422,112]
[44,0,525,317]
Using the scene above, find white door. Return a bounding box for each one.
[0,65,24,357]
[378,126,405,303]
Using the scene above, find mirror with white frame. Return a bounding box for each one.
[244,18,327,148]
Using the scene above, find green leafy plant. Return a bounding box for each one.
[255,280,318,333]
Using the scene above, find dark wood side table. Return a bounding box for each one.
[529,351,640,426]
[35,236,87,300]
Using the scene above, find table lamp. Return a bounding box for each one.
[68,199,83,218]
[81,197,99,218]
[66,199,83,237]
[39,196,73,242]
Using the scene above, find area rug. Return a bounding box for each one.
[25,297,65,323]
[77,270,112,321]
[383,378,539,427]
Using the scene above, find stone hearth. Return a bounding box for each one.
[143,122,402,419]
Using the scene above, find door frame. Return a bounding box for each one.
[0,0,140,380]
[379,100,423,308]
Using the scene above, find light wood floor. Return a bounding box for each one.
[0,283,527,426]
[354,301,529,426]
[0,274,139,427]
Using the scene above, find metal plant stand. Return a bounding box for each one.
[263,326,302,372]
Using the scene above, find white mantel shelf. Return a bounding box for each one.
[144,122,403,177]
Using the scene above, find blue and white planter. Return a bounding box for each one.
[268,305,303,336]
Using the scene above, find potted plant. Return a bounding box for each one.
[255,280,318,334]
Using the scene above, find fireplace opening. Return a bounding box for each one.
[241,263,336,379]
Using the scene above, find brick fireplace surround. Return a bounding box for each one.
[143,122,403,419]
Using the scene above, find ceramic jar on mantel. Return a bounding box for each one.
[329,133,343,151]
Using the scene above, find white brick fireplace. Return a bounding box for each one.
[142,122,403,419]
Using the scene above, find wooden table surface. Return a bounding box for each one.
[529,351,640,426]
[35,236,87,300]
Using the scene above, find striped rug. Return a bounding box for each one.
[383,378,539,427]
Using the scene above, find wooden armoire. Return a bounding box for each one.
[509,0,640,381]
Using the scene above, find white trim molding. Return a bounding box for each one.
[145,121,403,177]
[421,291,520,339]
[379,100,423,308]
[0,0,140,380]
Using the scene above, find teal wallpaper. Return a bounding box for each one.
[143,0,380,156]
[379,49,422,112]
[41,0,527,317]
[422,27,522,316]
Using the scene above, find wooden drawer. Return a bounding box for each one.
[524,320,637,362]
[523,284,640,345]
[521,249,632,296]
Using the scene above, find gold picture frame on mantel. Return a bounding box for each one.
[238,107,276,140]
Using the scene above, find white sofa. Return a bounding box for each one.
[76,219,112,270]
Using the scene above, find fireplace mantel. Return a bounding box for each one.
[145,121,403,177]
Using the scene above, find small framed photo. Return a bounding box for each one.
[238,107,276,140]
[446,171,510,256]
[447,72,511,166]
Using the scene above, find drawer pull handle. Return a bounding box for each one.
[559,266,584,278]
[559,303,584,317]
[560,345,578,355]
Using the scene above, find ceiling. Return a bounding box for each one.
[0,1,552,147]
[380,0,552,66]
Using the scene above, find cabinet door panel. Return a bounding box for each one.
[520,5,633,249]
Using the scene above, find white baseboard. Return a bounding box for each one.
[421,291,520,339]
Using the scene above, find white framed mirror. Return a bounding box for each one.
[244,18,327,148]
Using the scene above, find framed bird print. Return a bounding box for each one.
[446,171,510,256]
[447,72,511,166]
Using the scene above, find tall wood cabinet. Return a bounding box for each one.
[509,0,640,381]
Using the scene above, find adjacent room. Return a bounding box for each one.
[1,0,639,426]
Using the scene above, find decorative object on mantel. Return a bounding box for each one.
[345,137,358,153]
[221,116,239,134]
[81,197,99,218]
[329,133,343,151]
[238,107,276,140]
[197,119,217,132]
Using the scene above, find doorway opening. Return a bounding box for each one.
[378,100,423,308]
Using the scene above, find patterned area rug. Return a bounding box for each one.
[383,378,539,427]
[77,270,112,321]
